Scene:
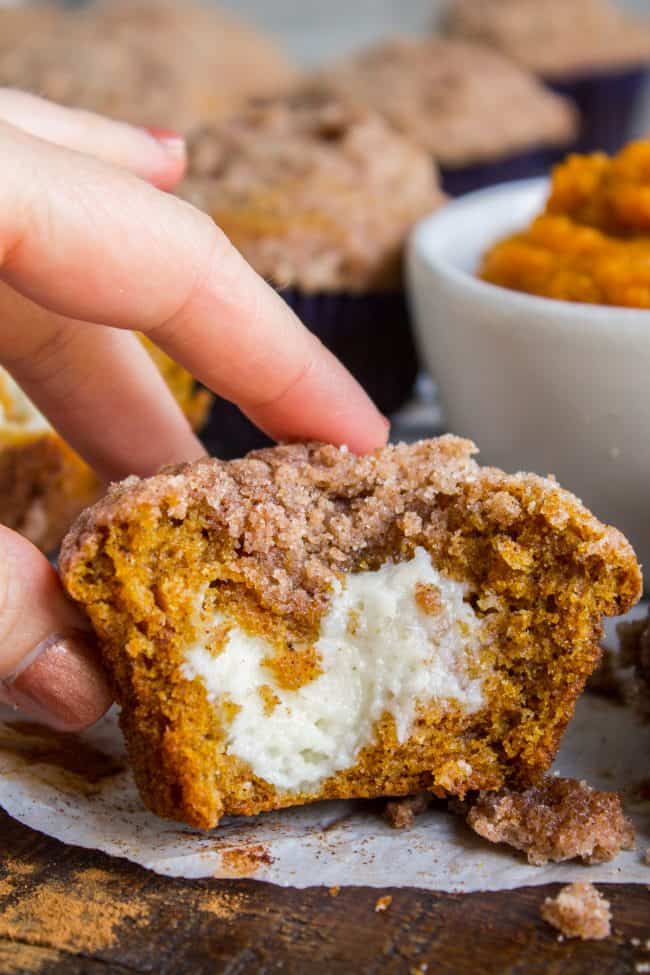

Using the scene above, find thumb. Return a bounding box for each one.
[0,527,111,731]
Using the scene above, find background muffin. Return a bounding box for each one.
[182,90,444,456]
[308,36,578,196]
[445,0,650,154]
[0,0,298,132]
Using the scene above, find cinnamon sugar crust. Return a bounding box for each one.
[309,37,577,168]
[181,90,443,292]
[541,882,612,940]
[60,437,641,829]
[463,775,635,865]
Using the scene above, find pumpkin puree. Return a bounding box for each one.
[480,140,650,308]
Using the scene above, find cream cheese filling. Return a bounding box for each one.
[182,547,489,793]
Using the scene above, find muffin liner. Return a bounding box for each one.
[546,66,648,154]
[440,149,556,197]
[201,288,418,460]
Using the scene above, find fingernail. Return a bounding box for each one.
[1,631,113,732]
[143,126,186,160]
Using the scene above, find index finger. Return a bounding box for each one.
[0,122,389,455]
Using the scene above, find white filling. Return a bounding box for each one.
[0,368,49,437]
[182,547,489,793]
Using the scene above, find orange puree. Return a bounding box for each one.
[480,141,650,308]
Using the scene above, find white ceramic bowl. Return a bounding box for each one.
[407,177,650,573]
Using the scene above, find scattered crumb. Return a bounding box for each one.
[375,895,392,913]
[541,882,611,941]
[410,965,429,974]
[462,776,635,865]
[329,886,340,897]
[632,937,641,946]
[635,964,650,973]
[200,890,247,920]
[385,794,430,829]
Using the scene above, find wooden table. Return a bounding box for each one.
[0,809,648,975]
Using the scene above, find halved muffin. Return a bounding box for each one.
[60,437,641,829]
[0,346,211,553]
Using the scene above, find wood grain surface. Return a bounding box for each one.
[0,809,648,975]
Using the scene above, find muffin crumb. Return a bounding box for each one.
[385,794,430,830]
[541,882,611,940]
[375,895,392,913]
[463,776,635,865]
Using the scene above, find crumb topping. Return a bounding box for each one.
[464,775,635,865]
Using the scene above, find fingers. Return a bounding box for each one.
[0,122,388,457]
[0,284,206,480]
[0,88,186,190]
[0,527,112,731]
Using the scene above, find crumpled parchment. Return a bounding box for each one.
[0,609,648,890]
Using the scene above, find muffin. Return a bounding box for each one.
[0,0,297,132]
[308,37,577,196]
[445,0,650,154]
[480,140,650,307]
[0,344,211,554]
[60,436,641,829]
[181,90,444,456]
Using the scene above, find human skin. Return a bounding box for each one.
[0,89,388,731]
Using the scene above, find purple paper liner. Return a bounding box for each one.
[201,288,418,460]
[546,66,648,155]
[440,149,555,197]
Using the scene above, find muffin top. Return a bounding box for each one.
[444,0,650,78]
[309,37,577,168]
[0,0,297,132]
[181,91,444,292]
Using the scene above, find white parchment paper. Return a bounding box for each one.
[0,610,648,890]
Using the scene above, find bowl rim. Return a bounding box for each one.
[409,176,650,327]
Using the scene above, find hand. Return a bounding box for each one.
[0,90,389,732]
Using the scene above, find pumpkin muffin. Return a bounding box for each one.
[0,345,211,554]
[60,436,641,829]
[308,36,577,196]
[0,0,297,132]
[181,90,444,455]
[445,0,650,154]
[480,140,650,308]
